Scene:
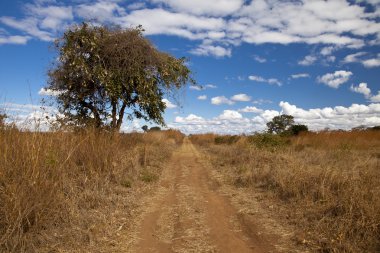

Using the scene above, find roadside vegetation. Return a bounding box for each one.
[190,128,380,252]
[0,126,184,252]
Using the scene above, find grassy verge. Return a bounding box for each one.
[190,131,380,252]
[0,128,184,252]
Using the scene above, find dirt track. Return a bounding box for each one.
[129,138,277,253]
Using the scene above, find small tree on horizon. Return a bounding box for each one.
[46,22,194,131]
[266,114,295,134]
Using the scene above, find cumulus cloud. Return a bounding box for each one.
[317,70,353,88]
[362,58,380,68]
[350,83,371,98]
[162,98,177,109]
[298,55,317,66]
[231,93,251,102]
[252,55,267,63]
[371,92,380,102]
[190,43,231,58]
[238,106,263,113]
[169,101,380,134]
[291,73,310,79]
[211,96,234,105]
[151,0,244,16]
[343,52,380,68]
[343,52,366,63]
[2,0,379,56]
[197,95,207,100]
[248,75,282,86]
[349,82,380,102]
[0,102,59,131]
[0,35,30,45]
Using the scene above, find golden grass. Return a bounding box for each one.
[191,131,380,252]
[0,128,184,252]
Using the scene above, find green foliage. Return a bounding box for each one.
[149,126,161,131]
[141,125,148,132]
[47,22,194,131]
[248,133,289,150]
[289,124,308,135]
[214,135,240,145]
[266,114,295,134]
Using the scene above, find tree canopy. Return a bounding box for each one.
[266,114,295,134]
[47,22,193,131]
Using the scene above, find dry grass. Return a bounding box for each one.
[191,131,380,252]
[0,128,184,252]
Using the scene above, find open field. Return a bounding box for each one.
[1,127,379,252]
[190,131,380,252]
[0,128,184,252]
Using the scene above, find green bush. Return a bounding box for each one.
[248,133,289,150]
[214,135,240,145]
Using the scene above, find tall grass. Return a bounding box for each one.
[191,131,380,252]
[0,128,184,252]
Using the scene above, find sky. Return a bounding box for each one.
[0,0,380,134]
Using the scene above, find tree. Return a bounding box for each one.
[46,22,194,131]
[289,124,308,135]
[141,125,149,132]
[266,114,295,134]
[149,126,161,131]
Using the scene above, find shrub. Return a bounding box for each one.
[214,135,240,145]
[247,133,289,150]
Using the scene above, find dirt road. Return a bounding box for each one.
[129,138,277,253]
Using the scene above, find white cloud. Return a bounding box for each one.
[205,84,217,89]
[151,0,244,16]
[343,52,380,68]
[317,70,353,88]
[189,85,203,91]
[217,110,243,120]
[370,92,380,102]
[197,95,207,100]
[350,83,371,98]
[238,106,263,113]
[298,55,317,66]
[291,73,310,79]
[231,93,251,102]
[170,102,380,134]
[362,58,380,68]
[349,83,380,102]
[343,52,366,63]
[38,88,62,96]
[0,16,54,41]
[211,96,234,105]
[2,0,378,54]
[76,2,124,23]
[0,35,30,45]
[190,44,231,58]
[27,5,73,31]
[248,75,282,86]
[162,98,177,109]
[252,99,273,105]
[320,46,335,56]
[253,55,267,63]
[189,84,217,91]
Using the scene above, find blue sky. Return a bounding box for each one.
[0,0,380,134]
